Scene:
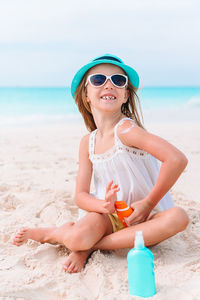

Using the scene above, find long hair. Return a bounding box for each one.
[74,70,145,132]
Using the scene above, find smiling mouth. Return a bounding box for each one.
[100,96,116,101]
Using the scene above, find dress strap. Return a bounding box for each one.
[89,129,97,159]
[114,117,135,145]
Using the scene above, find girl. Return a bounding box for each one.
[13,54,189,273]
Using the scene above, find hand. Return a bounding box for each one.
[124,198,153,226]
[103,180,120,214]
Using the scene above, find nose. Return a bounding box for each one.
[104,78,114,89]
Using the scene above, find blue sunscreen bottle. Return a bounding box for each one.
[127,231,156,298]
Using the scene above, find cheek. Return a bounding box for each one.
[119,90,128,101]
[87,87,101,99]
[124,89,129,100]
[87,86,94,97]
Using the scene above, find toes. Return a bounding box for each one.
[62,261,71,272]
[13,232,27,246]
[67,263,75,273]
[62,252,88,274]
[71,266,79,273]
[62,261,77,273]
[15,234,23,239]
[63,263,82,273]
[14,242,23,246]
[14,236,24,242]
[13,237,23,244]
[15,238,24,244]
[62,258,72,271]
[17,232,25,236]
[18,228,28,235]
[62,264,68,272]
[13,240,21,246]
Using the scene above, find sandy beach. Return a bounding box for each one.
[0,121,200,299]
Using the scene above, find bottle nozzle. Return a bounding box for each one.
[134,231,145,249]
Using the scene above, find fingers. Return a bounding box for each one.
[112,185,120,192]
[124,214,146,226]
[124,217,131,226]
[124,218,140,227]
[106,181,120,192]
[124,219,139,226]
[105,187,120,202]
[112,186,120,193]
[106,180,113,193]
[124,210,136,226]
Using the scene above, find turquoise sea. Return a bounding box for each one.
[0,87,200,127]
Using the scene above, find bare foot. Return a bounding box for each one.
[13,222,75,247]
[12,227,57,246]
[62,250,93,273]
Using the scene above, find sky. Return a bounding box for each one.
[0,0,199,87]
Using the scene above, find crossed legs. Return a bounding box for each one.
[13,212,113,273]
[13,206,189,273]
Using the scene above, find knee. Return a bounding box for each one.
[66,213,104,251]
[167,206,189,233]
[66,229,88,252]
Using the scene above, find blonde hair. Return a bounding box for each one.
[74,70,145,132]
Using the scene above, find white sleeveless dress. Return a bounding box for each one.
[78,117,174,220]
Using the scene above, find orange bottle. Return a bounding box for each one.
[115,201,134,227]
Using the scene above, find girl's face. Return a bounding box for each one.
[85,64,129,113]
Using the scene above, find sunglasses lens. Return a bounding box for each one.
[90,74,106,86]
[111,75,127,87]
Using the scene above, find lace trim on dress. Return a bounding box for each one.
[89,129,97,158]
[89,117,148,162]
[91,144,148,162]
[89,133,148,163]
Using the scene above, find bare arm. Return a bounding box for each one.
[75,135,117,213]
[118,120,188,209]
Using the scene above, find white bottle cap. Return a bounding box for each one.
[134,231,145,249]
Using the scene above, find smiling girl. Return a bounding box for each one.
[13,54,189,273]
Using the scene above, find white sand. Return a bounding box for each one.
[0,121,200,299]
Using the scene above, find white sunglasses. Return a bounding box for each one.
[85,73,128,88]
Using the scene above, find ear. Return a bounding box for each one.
[86,97,90,103]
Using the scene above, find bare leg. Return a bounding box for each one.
[61,212,113,273]
[13,211,113,248]
[13,212,113,273]
[13,222,75,246]
[93,207,189,250]
[13,207,189,273]
[62,207,188,273]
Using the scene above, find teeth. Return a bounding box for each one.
[101,96,116,100]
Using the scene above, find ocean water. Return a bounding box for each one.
[0,87,200,127]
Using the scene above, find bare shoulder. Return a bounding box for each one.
[117,118,187,163]
[117,118,147,148]
[80,133,90,145]
[80,133,90,143]
[79,134,90,153]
